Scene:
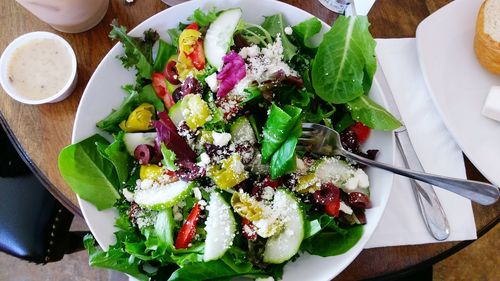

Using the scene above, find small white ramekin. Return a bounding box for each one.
[0,31,77,104]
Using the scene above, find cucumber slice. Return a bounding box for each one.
[204,192,236,261]
[168,101,185,127]
[263,190,305,264]
[123,132,157,155]
[135,181,193,210]
[204,8,242,69]
[230,116,257,144]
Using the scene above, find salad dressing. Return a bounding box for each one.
[7,38,72,100]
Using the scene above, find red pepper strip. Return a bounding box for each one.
[175,202,201,249]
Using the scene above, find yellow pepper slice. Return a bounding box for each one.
[119,103,155,132]
[178,29,201,55]
[209,154,248,189]
[182,94,211,130]
[140,164,163,180]
[231,191,263,221]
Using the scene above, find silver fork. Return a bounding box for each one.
[297,123,500,206]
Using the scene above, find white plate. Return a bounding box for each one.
[416,0,500,186]
[72,0,395,280]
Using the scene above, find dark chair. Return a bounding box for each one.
[0,123,87,263]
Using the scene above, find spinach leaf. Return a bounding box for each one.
[188,8,218,28]
[270,136,297,179]
[153,39,177,73]
[292,17,322,49]
[261,104,301,162]
[109,22,158,81]
[103,132,132,185]
[84,234,150,281]
[58,134,120,210]
[346,95,401,130]
[303,214,334,239]
[312,16,376,104]
[301,224,363,256]
[96,84,164,132]
[167,259,266,281]
[161,144,178,171]
[261,14,298,61]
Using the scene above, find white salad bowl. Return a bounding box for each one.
[72,0,395,280]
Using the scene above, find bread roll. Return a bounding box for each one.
[474,0,500,75]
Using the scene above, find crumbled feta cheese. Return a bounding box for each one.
[193,187,202,200]
[239,45,260,58]
[238,34,297,82]
[344,177,359,191]
[339,201,353,215]
[356,169,370,188]
[212,132,232,147]
[284,26,293,35]
[198,199,207,206]
[122,189,134,202]
[197,152,211,167]
[205,72,219,92]
[261,186,275,201]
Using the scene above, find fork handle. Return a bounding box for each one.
[341,149,499,205]
[395,129,449,240]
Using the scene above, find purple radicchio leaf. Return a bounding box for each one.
[216,51,246,98]
[152,111,197,163]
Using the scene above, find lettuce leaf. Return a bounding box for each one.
[261,14,298,61]
[96,84,164,132]
[84,234,150,281]
[346,95,401,130]
[301,222,363,256]
[312,16,376,104]
[109,21,158,81]
[292,17,322,49]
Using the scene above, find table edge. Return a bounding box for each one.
[0,111,82,217]
[363,215,499,280]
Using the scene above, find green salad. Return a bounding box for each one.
[59,7,399,281]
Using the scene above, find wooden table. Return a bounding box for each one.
[0,0,498,279]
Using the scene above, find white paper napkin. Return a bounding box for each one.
[365,38,477,248]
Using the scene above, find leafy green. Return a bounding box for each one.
[161,144,178,171]
[301,224,363,257]
[96,84,163,132]
[167,27,182,47]
[109,21,158,81]
[167,259,266,281]
[261,14,298,61]
[102,132,132,185]
[312,16,376,104]
[58,134,120,210]
[188,8,218,28]
[153,39,177,73]
[261,104,302,162]
[346,95,401,130]
[84,234,150,281]
[270,136,297,179]
[292,17,322,49]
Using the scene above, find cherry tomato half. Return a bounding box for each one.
[185,22,199,30]
[350,122,371,144]
[175,203,201,249]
